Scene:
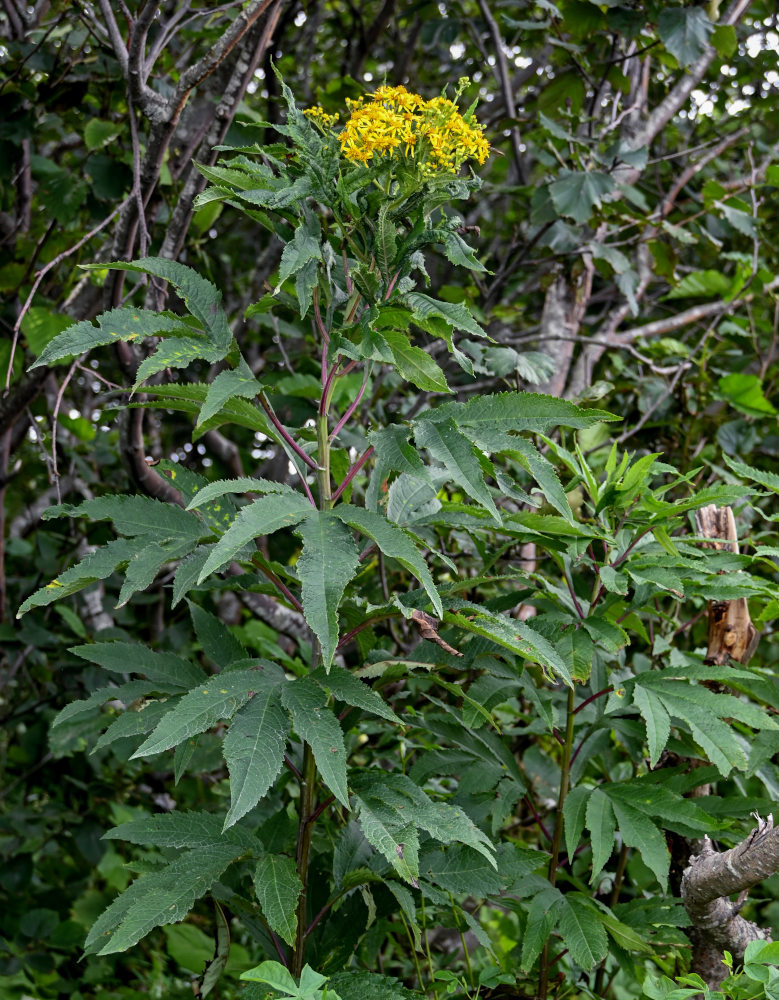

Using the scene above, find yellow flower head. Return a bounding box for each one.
[305,82,489,175]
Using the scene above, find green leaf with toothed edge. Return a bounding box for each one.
[295,510,360,671]
[383,328,451,393]
[103,810,260,852]
[116,537,199,607]
[520,888,563,972]
[442,599,572,685]
[632,684,671,768]
[557,894,608,969]
[563,784,591,860]
[40,494,205,541]
[186,477,297,511]
[223,685,288,829]
[52,680,175,729]
[133,335,229,389]
[91,700,174,754]
[198,357,264,426]
[17,538,135,617]
[311,664,402,724]
[414,417,500,521]
[28,308,191,370]
[84,844,245,956]
[403,291,486,339]
[130,669,269,758]
[252,854,302,947]
[188,601,246,668]
[197,492,313,581]
[70,642,206,689]
[334,504,442,616]
[606,794,670,891]
[419,391,619,432]
[585,787,616,883]
[281,676,349,808]
[83,257,232,351]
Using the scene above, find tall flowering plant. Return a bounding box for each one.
[21,72,638,995]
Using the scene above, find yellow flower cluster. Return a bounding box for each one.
[305,84,489,175]
[303,105,340,129]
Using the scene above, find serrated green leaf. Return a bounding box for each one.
[17,538,135,616]
[117,537,199,606]
[198,492,313,580]
[103,810,260,852]
[91,700,173,753]
[404,292,486,339]
[296,511,359,670]
[563,785,591,859]
[311,664,401,724]
[134,334,228,389]
[657,6,713,67]
[71,642,206,689]
[52,680,170,728]
[131,668,268,758]
[188,601,246,668]
[186,477,296,511]
[223,686,288,828]
[88,844,244,955]
[414,418,499,521]
[198,359,263,426]
[585,787,616,881]
[276,213,321,292]
[440,230,487,272]
[383,328,450,392]
[172,548,212,607]
[520,888,563,972]
[43,494,204,541]
[632,685,670,767]
[549,170,615,224]
[335,504,442,616]
[376,203,398,280]
[282,676,349,807]
[423,391,618,432]
[93,257,232,352]
[253,854,303,947]
[582,615,628,653]
[557,894,608,969]
[29,308,191,370]
[607,794,669,890]
[722,455,779,492]
[420,844,503,895]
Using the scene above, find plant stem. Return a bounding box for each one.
[537,684,576,1000]
[331,445,374,504]
[316,413,331,508]
[259,393,317,471]
[292,742,316,976]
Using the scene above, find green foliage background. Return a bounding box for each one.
[1,2,779,999]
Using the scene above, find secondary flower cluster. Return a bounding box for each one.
[304,83,490,175]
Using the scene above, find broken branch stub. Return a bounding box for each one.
[694,504,759,666]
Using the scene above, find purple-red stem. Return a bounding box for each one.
[319,361,338,416]
[336,610,392,649]
[330,365,369,441]
[573,686,614,716]
[309,794,335,824]
[314,289,329,388]
[259,394,317,471]
[523,794,552,842]
[565,573,585,619]
[253,557,305,614]
[342,248,352,294]
[284,754,302,781]
[331,445,374,504]
[384,269,400,300]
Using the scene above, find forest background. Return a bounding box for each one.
[2,2,779,1000]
